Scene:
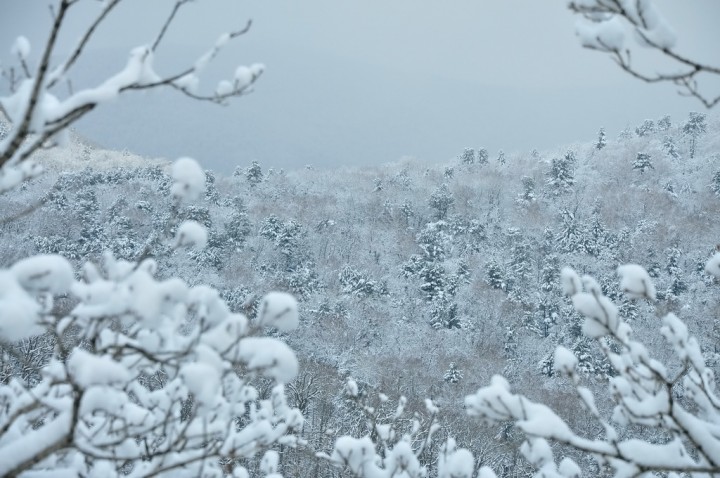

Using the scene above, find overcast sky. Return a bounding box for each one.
[1,1,719,172]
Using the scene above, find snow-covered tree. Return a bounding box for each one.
[443,362,463,384]
[547,151,576,195]
[516,176,537,206]
[458,147,475,165]
[632,152,654,173]
[595,127,606,150]
[465,261,720,476]
[428,183,454,220]
[246,160,264,187]
[477,147,489,165]
[634,118,655,137]
[662,134,681,160]
[682,111,707,159]
[0,3,303,476]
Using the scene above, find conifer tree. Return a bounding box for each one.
[458,147,475,165]
[428,183,454,220]
[477,147,489,165]
[682,111,707,159]
[443,362,463,384]
[595,127,607,150]
[632,152,654,173]
[662,135,681,160]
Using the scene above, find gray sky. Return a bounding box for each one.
[1,0,719,172]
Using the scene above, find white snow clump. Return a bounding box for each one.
[257,292,299,332]
[171,157,205,203]
[175,220,208,249]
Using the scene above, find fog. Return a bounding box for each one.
[1,0,718,172]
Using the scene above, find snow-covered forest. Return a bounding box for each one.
[2,109,720,476]
[2,0,720,476]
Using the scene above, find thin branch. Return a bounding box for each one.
[47,0,123,89]
[152,0,192,52]
[0,0,74,168]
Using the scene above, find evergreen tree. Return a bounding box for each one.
[595,127,607,150]
[486,260,506,290]
[497,150,506,165]
[443,362,463,383]
[547,151,576,195]
[657,114,672,131]
[245,160,263,186]
[666,246,687,299]
[516,176,536,205]
[635,119,656,137]
[444,166,454,179]
[428,183,454,220]
[711,170,720,196]
[662,135,681,160]
[476,147,489,165]
[682,111,707,159]
[632,152,654,173]
[458,147,475,165]
[556,209,586,254]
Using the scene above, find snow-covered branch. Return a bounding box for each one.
[465,259,720,476]
[0,0,262,188]
[569,0,720,108]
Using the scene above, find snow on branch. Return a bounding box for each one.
[0,0,261,184]
[465,263,720,476]
[569,0,720,108]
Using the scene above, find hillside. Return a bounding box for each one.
[0,111,718,474]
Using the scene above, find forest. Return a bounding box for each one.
[1,110,719,476]
[2,0,720,476]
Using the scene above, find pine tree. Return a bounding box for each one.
[633,152,654,173]
[711,169,720,196]
[516,176,536,205]
[486,260,506,290]
[595,127,607,150]
[662,135,681,160]
[657,114,671,131]
[682,112,707,159]
[497,150,506,165]
[458,147,475,165]
[428,184,454,220]
[443,362,463,383]
[547,151,576,195]
[556,209,585,254]
[245,160,263,186]
[477,148,489,165]
[635,119,656,137]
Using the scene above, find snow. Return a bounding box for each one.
[560,267,582,296]
[179,362,221,406]
[11,36,31,60]
[237,337,298,383]
[175,220,208,249]
[234,66,252,88]
[553,346,578,376]
[705,253,720,278]
[173,73,199,93]
[215,79,234,96]
[170,157,205,203]
[617,264,656,300]
[0,271,43,341]
[438,438,474,478]
[575,16,625,51]
[11,254,74,295]
[257,292,299,332]
[66,349,131,388]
